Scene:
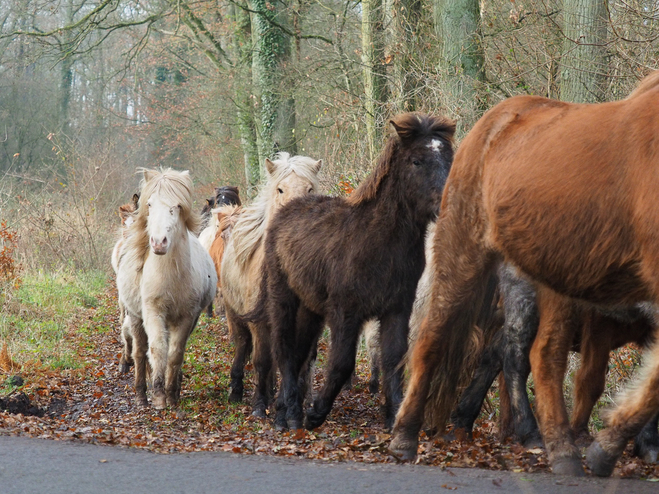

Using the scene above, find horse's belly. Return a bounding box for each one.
[488,191,647,305]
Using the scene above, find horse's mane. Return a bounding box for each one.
[347,113,456,205]
[231,152,321,266]
[212,204,242,236]
[123,168,201,268]
[626,70,659,100]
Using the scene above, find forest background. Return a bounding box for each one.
[0,0,657,273]
[0,0,653,397]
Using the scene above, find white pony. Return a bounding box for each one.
[117,169,217,409]
[110,193,140,373]
[221,152,322,416]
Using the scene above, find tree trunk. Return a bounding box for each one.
[559,0,608,103]
[362,0,387,163]
[249,0,295,177]
[434,0,484,133]
[387,0,422,112]
[230,1,260,192]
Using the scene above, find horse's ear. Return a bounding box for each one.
[390,118,412,141]
[206,199,212,206]
[313,160,323,174]
[143,169,158,183]
[132,194,140,206]
[265,158,276,176]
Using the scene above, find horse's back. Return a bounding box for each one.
[461,92,659,304]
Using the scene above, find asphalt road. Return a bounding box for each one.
[0,435,657,494]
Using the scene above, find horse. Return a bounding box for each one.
[389,70,659,477]
[450,265,659,463]
[116,168,217,408]
[110,193,140,373]
[111,193,140,275]
[220,152,322,417]
[199,187,242,317]
[252,113,455,431]
[199,186,242,248]
[208,204,243,315]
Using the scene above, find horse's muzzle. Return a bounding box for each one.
[150,237,169,255]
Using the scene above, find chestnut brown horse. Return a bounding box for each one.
[390,71,659,477]
[450,265,659,462]
[208,204,243,313]
[257,113,455,431]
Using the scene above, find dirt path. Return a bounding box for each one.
[0,286,658,481]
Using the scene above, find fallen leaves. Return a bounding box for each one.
[0,283,657,481]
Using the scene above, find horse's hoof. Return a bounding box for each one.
[152,393,167,410]
[368,380,379,396]
[586,441,618,477]
[251,407,267,419]
[228,390,243,403]
[522,434,544,450]
[119,363,131,374]
[389,435,418,461]
[288,418,303,430]
[274,419,288,431]
[551,457,585,476]
[384,415,395,432]
[136,395,149,408]
[166,395,179,407]
[304,408,325,430]
[634,444,659,463]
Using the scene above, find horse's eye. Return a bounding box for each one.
[308,188,313,193]
[278,188,284,194]
[147,202,151,208]
[413,159,422,167]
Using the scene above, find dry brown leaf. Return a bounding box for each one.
[0,342,20,374]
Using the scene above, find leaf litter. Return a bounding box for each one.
[0,283,658,480]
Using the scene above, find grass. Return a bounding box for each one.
[0,268,107,372]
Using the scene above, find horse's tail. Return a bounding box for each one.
[422,268,502,433]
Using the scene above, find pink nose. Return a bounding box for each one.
[150,236,168,255]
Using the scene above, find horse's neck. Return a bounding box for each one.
[365,177,427,240]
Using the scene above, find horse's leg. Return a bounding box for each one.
[500,267,542,449]
[529,288,582,476]
[130,317,148,407]
[119,314,135,374]
[364,320,381,395]
[296,307,323,408]
[269,276,304,430]
[570,311,610,446]
[633,411,659,463]
[251,318,274,418]
[390,221,493,461]
[498,372,514,441]
[587,336,659,476]
[226,306,252,404]
[143,309,169,409]
[379,312,410,430]
[205,303,214,318]
[450,330,503,439]
[304,312,362,430]
[164,316,197,407]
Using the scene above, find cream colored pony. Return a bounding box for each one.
[221,152,322,416]
[117,169,217,409]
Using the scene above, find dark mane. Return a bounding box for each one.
[348,113,456,206]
